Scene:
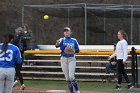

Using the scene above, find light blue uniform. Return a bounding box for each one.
[0,43,22,93]
[56,36,80,93]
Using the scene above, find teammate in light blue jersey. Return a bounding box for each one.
[56,27,80,93]
[0,33,22,93]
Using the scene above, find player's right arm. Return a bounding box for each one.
[55,40,60,48]
[109,52,116,60]
[55,38,63,48]
[22,37,27,51]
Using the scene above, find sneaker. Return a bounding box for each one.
[13,80,18,87]
[20,84,26,90]
[127,84,134,89]
[76,91,80,93]
[114,85,122,90]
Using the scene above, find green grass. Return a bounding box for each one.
[19,80,140,93]
[24,80,67,90]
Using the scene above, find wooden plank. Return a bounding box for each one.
[21,71,132,76]
[24,59,132,64]
[24,60,109,63]
[23,77,107,82]
[22,65,131,69]
[33,54,109,57]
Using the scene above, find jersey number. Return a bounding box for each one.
[0,50,13,61]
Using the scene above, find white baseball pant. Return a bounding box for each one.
[0,68,15,93]
[60,56,76,81]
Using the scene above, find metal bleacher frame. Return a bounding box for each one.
[21,45,139,81]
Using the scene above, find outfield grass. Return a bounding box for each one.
[19,80,140,93]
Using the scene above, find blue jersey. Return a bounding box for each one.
[0,43,22,68]
[56,37,80,57]
[12,35,27,53]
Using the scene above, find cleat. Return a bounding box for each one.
[20,84,26,90]
[114,85,122,90]
[127,84,134,90]
[76,91,80,93]
[13,80,18,87]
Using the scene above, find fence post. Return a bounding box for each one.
[135,53,138,87]
[130,47,136,86]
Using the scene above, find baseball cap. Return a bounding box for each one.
[15,27,23,32]
[15,27,24,35]
[64,27,71,31]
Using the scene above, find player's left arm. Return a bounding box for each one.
[15,48,22,64]
[122,41,128,63]
[12,37,18,46]
[74,39,80,53]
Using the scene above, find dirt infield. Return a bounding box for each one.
[13,87,110,93]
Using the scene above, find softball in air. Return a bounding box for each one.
[44,15,49,20]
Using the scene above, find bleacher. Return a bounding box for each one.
[22,45,140,81]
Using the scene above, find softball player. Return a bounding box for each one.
[12,27,27,90]
[0,33,22,93]
[109,30,133,90]
[55,27,80,93]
